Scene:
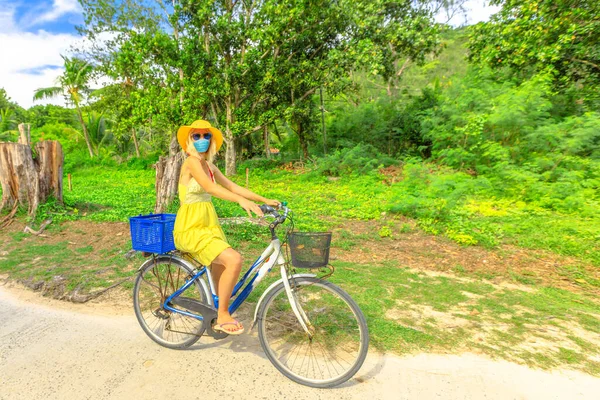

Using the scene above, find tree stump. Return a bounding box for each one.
[17,123,31,146]
[35,141,64,204]
[0,140,63,217]
[154,152,183,213]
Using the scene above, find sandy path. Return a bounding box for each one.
[1,286,599,400]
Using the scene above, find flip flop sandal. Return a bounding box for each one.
[213,321,245,336]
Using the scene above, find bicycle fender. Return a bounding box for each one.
[250,273,316,331]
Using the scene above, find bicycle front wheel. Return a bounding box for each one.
[133,257,208,349]
[257,277,369,388]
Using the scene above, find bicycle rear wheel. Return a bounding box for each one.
[133,257,208,349]
[257,277,369,388]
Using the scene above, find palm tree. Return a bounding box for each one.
[0,108,17,141]
[34,55,95,157]
[86,112,114,153]
[0,108,16,131]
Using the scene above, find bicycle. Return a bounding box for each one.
[131,204,369,388]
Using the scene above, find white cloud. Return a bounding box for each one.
[0,29,83,108]
[0,4,19,34]
[30,0,82,26]
[0,2,87,109]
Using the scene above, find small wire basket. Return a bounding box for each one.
[287,232,332,269]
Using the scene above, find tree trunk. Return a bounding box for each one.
[224,134,237,176]
[0,141,63,217]
[224,102,237,176]
[17,123,31,146]
[264,125,270,159]
[131,127,140,157]
[169,135,180,156]
[296,121,309,160]
[75,106,94,158]
[154,153,183,213]
[320,87,327,156]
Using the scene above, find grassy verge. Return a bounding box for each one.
[328,260,600,375]
[2,217,599,376]
[0,222,145,295]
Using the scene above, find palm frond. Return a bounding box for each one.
[33,86,63,101]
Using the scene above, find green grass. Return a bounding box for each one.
[326,260,600,374]
[0,235,143,293]
[15,164,597,269]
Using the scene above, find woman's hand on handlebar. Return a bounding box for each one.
[239,198,264,218]
[263,198,281,208]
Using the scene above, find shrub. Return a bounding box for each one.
[237,157,284,173]
[313,143,397,176]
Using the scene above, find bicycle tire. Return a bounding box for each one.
[133,257,208,349]
[257,277,369,388]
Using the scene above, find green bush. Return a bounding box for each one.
[388,160,599,259]
[126,152,160,170]
[325,90,439,157]
[313,143,397,176]
[237,157,284,173]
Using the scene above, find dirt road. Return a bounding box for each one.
[1,286,599,400]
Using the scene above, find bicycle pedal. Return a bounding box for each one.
[208,326,229,340]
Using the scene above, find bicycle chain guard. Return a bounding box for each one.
[169,297,229,339]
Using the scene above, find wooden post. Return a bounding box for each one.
[68,174,72,191]
[246,168,249,188]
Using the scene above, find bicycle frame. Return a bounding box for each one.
[162,237,287,321]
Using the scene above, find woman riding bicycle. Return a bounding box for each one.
[173,120,280,335]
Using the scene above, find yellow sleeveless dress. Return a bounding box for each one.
[173,175,231,266]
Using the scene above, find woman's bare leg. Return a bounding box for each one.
[211,248,243,331]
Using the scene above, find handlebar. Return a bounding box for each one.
[259,203,290,240]
[259,204,277,214]
[259,203,289,225]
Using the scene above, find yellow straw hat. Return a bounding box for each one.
[177,120,224,153]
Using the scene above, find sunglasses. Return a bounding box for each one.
[192,132,212,141]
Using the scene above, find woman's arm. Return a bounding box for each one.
[187,158,264,217]
[210,162,280,206]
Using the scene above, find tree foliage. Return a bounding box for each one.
[468,0,600,107]
[78,0,441,173]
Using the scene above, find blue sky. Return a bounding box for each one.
[0,0,85,109]
[0,0,500,109]
[6,0,82,34]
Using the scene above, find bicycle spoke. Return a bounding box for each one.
[134,260,206,348]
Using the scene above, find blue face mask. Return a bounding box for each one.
[193,139,210,153]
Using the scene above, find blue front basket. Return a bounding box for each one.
[129,213,176,254]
